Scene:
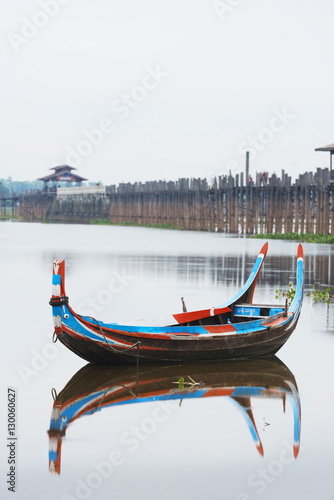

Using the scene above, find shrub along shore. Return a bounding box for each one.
[90,221,334,244]
[251,232,334,244]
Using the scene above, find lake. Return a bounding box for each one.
[1,222,333,500]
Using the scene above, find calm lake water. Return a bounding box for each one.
[1,222,334,500]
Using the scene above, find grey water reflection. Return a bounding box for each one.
[2,223,334,500]
[43,249,334,290]
[48,357,301,475]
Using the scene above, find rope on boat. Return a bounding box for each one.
[87,316,141,364]
[49,296,69,307]
[136,343,140,369]
[94,384,141,413]
[93,388,111,414]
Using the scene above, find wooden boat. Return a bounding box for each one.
[49,243,304,364]
[48,358,301,474]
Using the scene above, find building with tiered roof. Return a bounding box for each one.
[38,165,87,187]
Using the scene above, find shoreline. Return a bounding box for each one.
[2,217,333,243]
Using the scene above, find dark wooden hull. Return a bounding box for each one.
[52,357,298,405]
[58,316,299,365]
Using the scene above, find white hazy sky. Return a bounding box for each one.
[1,0,334,185]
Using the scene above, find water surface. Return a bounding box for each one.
[1,222,333,500]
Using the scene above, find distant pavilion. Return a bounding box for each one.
[315,143,334,171]
[38,165,87,188]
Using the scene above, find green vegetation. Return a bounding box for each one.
[90,219,185,230]
[252,232,334,244]
[90,219,113,225]
[275,283,296,305]
[173,376,203,390]
[306,283,332,304]
[0,215,22,221]
[145,223,184,230]
[0,177,43,195]
[276,282,333,304]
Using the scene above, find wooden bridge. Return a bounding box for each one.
[105,167,334,234]
[0,195,19,219]
[6,167,334,234]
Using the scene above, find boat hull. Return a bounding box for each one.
[56,313,299,365]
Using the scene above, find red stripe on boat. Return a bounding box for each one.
[202,388,235,397]
[293,443,300,458]
[264,314,291,327]
[204,325,236,334]
[173,306,231,324]
[103,328,197,340]
[297,243,304,260]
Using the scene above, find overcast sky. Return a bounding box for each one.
[1,0,334,185]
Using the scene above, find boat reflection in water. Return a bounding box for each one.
[47,357,301,475]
